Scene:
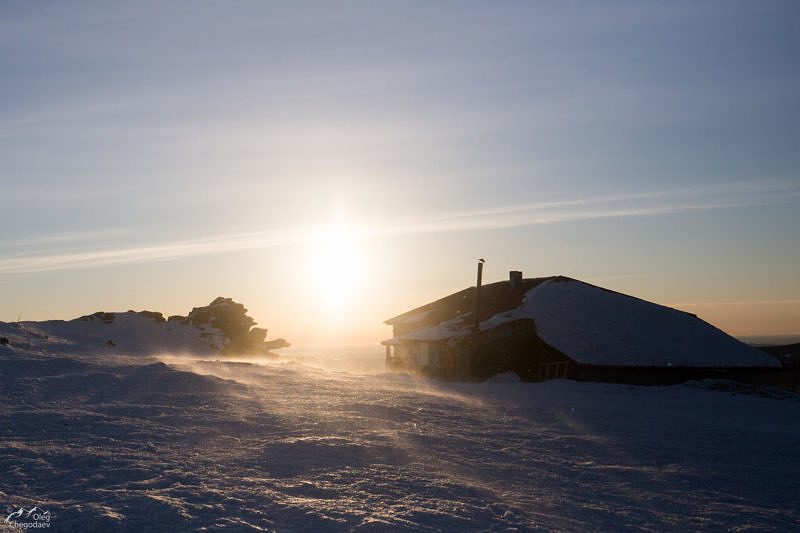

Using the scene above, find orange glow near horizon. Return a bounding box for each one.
[671,301,800,338]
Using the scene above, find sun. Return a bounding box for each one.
[307,223,368,311]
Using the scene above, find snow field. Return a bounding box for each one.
[1,348,798,531]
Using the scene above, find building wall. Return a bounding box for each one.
[392,323,416,337]
[385,319,573,382]
[457,319,571,382]
[385,341,447,376]
[385,324,789,387]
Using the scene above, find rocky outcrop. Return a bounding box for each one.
[186,297,254,338]
[264,338,290,351]
[129,310,166,323]
[182,297,289,356]
[76,297,289,357]
[80,312,115,324]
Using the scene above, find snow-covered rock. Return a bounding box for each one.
[0,297,289,358]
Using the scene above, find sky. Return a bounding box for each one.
[2,1,799,344]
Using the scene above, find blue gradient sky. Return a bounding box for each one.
[2,2,799,342]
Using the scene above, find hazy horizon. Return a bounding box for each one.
[2,2,799,344]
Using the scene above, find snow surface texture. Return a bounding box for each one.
[481,279,780,368]
[1,344,798,531]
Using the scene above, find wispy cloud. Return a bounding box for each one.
[0,228,319,274]
[369,179,799,235]
[0,228,136,250]
[1,180,797,275]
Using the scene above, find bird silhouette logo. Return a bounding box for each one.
[5,506,50,524]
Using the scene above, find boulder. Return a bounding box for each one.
[80,311,115,324]
[136,310,166,323]
[248,327,268,344]
[184,297,286,356]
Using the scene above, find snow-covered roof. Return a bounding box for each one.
[385,277,780,369]
[383,313,473,344]
[388,309,435,328]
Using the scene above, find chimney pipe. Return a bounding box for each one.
[474,259,485,331]
[510,270,522,289]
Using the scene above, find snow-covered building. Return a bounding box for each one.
[382,273,781,384]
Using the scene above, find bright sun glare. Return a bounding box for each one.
[308,223,367,311]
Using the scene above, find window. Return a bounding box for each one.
[540,361,569,381]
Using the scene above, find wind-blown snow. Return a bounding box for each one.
[1,344,798,531]
[481,279,780,368]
